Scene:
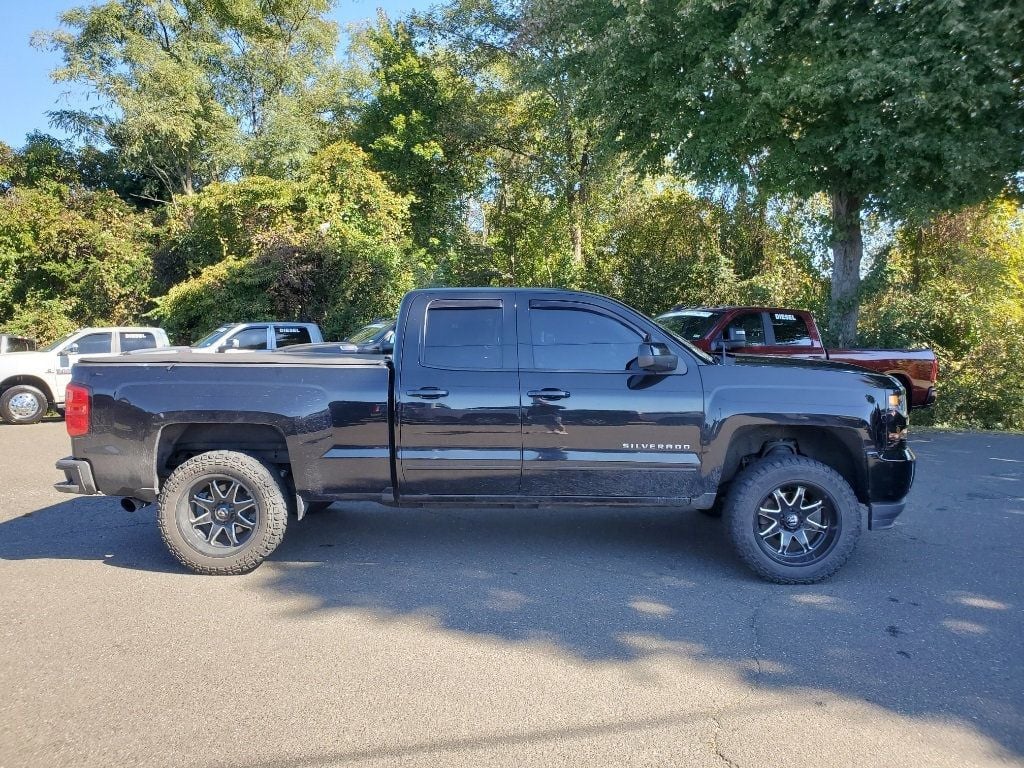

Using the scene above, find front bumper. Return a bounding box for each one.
[54,457,98,495]
[866,445,915,530]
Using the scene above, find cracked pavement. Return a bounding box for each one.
[1,422,1022,767]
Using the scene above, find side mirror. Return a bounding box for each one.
[712,328,748,352]
[380,342,394,354]
[66,343,80,356]
[218,338,240,352]
[637,341,678,373]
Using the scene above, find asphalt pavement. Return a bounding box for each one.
[0,421,1021,767]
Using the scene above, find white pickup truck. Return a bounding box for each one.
[0,326,169,425]
[191,322,324,352]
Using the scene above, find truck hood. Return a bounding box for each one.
[729,353,900,387]
[0,350,50,372]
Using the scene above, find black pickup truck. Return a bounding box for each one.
[55,288,915,583]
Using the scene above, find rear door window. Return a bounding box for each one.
[770,313,813,346]
[119,332,157,352]
[422,304,502,369]
[274,326,312,348]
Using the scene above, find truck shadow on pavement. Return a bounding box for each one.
[2,485,1022,758]
[261,501,1023,758]
[0,495,182,574]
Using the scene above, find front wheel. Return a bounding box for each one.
[0,385,48,425]
[157,450,288,575]
[724,455,861,584]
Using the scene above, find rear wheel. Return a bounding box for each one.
[0,385,48,425]
[724,455,861,584]
[157,450,288,575]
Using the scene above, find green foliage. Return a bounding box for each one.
[0,184,154,342]
[147,256,274,343]
[156,176,300,288]
[859,201,1024,429]
[539,0,1024,213]
[350,16,488,266]
[586,183,734,315]
[38,0,340,195]
[0,297,79,344]
[532,0,1024,343]
[150,141,416,342]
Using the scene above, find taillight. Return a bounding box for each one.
[65,383,91,436]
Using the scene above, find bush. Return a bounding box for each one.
[0,185,154,342]
[150,141,416,342]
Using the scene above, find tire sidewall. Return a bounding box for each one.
[725,456,861,584]
[1,385,47,425]
[157,451,288,574]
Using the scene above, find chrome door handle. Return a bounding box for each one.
[527,388,570,400]
[407,387,449,399]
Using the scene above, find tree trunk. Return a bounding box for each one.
[828,190,863,347]
[570,217,583,266]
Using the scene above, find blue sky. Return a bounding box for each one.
[0,0,422,148]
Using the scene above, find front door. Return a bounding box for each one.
[57,331,114,401]
[519,298,704,499]
[396,292,521,496]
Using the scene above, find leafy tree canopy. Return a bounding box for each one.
[532,0,1024,342]
[36,0,341,195]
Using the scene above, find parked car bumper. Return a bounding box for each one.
[54,456,98,495]
[923,386,936,407]
[866,446,915,530]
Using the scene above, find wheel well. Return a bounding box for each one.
[0,376,56,405]
[720,426,868,503]
[889,373,912,395]
[156,423,291,483]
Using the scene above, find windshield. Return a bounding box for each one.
[656,310,723,342]
[42,332,77,353]
[346,321,393,344]
[193,325,233,348]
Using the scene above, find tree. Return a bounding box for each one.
[37,0,339,196]
[350,14,489,269]
[0,183,154,340]
[533,0,1024,343]
[859,200,1024,429]
[150,140,416,342]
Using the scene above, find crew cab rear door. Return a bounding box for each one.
[518,296,704,499]
[395,292,521,496]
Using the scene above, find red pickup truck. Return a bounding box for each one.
[656,306,937,409]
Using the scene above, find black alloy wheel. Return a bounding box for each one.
[753,482,839,565]
[724,455,861,584]
[157,450,288,575]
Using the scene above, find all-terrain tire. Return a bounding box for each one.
[0,385,48,425]
[157,450,288,575]
[724,455,861,584]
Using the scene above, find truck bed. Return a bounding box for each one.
[69,348,393,501]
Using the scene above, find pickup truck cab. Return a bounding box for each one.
[656,306,938,408]
[343,320,396,354]
[0,334,36,354]
[192,322,324,353]
[55,289,915,584]
[0,326,169,425]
